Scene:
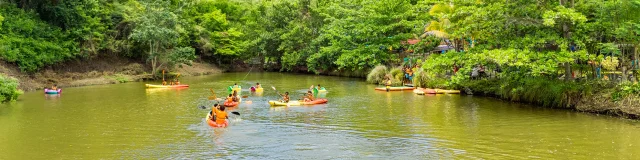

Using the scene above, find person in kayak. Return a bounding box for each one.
[162,80,167,85]
[233,83,239,88]
[256,83,261,88]
[175,79,180,85]
[316,84,325,90]
[226,94,234,103]
[303,91,315,102]
[212,104,228,127]
[279,92,290,103]
[209,103,219,121]
[232,91,240,102]
[385,76,392,92]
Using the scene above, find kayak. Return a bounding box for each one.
[228,86,242,93]
[374,86,415,91]
[313,87,328,94]
[413,89,425,95]
[44,89,62,94]
[251,87,264,92]
[414,88,437,94]
[145,84,189,88]
[436,89,461,94]
[206,113,228,128]
[224,101,239,107]
[268,98,328,106]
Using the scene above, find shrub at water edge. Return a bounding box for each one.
[366,65,388,84]
[0,74,23,102]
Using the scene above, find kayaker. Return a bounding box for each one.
[226,94,233,103]
[232,91,239,102]
[303,91,314,102]
[385,76,392,92]
[279,92,290,103]
[316,84,324,90]
[209,104,219,121]
[233,83,239,88]
[162,80,167,85]
[256,83,261,88]
[214,105,228,126]
[175,79,180,85]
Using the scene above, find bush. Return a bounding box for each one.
[389,67,403,80]
[612,83,640,101]
[0,74,23,102]
[111,74,130,83]
[0,4,79,73]
[366,65,388,84]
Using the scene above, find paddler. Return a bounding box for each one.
[303,91,314,102]
[162,80,167,85]
[174,79,180,85]
[233,83,239,88]
[255,83,261,88]
[209,103,219,121]
[384,76,392,92]
[279,92,290,103]
[212,104,228,127]
[232,91,240,102]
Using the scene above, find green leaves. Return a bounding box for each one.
[0,3,78,73]
[543,6,587,27]
[0,74,22,103]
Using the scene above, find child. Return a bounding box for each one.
[51,84,58,90]
[162,80,167,85]
[280,92,290,103]
[256,83,261,88]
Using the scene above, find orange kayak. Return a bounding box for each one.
[206,113,228,128]
[223,101,239,107]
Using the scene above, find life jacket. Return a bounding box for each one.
[215,109,227,124]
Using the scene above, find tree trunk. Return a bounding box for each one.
[622,47,627,82]
[635,45,639,81]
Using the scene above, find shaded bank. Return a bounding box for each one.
[0,55,221,91]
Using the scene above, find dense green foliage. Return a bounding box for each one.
[0,74,22,102]
[0,0,638,79]
[0,0,435,74]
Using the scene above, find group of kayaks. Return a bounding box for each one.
[374,85,460,95]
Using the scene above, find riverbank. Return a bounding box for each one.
[461,78,640,119]
[0,55,221,91]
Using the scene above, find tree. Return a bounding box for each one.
[129,1,195,74]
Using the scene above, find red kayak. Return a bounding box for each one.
[206,113,228,128]
[223,101,239,107]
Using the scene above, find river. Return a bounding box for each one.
[1,72,639,159]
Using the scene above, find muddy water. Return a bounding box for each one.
[1,72,638,159]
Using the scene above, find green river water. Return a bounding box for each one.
[1,72,639,159]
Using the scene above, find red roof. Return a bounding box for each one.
[405,39,420,45]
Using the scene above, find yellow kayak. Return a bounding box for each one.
[435,89,460,94]
[145,84,189,88]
